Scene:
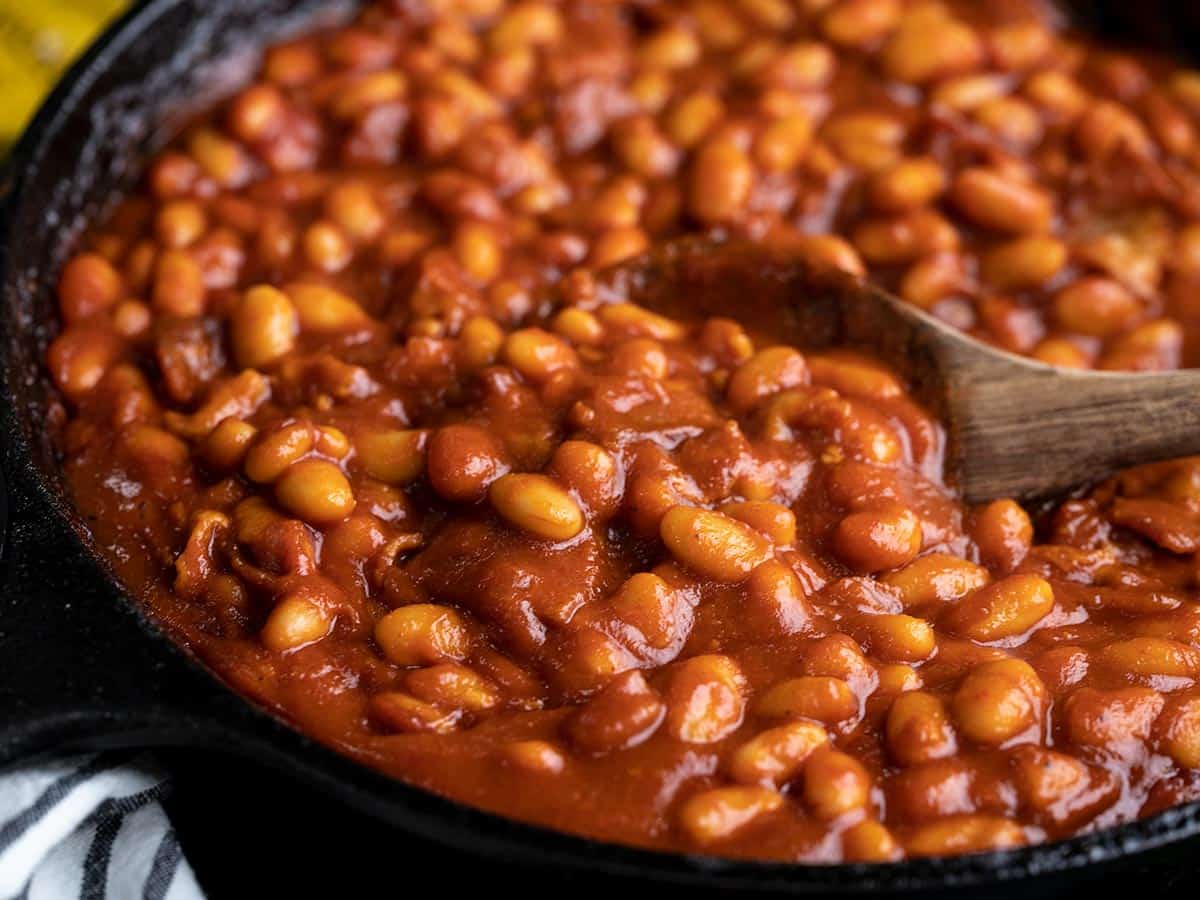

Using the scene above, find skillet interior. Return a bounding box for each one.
[5,0,1200,892]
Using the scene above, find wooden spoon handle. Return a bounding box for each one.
[947,366,1200,503]
[596,237,1200,503]
[827,281,1200,502]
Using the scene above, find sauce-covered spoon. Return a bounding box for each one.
[598,238,1200,503]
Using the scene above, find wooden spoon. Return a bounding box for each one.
[597,238,1200,504]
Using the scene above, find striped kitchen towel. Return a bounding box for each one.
[0,752,202,900]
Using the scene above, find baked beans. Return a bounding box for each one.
[47,0,1200,863]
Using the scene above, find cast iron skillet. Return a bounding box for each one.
[4,0,1200,894]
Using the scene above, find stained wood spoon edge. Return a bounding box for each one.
[596,238,1200,504]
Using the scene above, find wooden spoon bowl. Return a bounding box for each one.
[597,238,1200,504]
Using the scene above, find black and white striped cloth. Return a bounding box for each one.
[0,753,201,900]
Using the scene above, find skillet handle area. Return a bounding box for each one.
[0,460,243,767]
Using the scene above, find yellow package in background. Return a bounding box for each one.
[0,0,127,153]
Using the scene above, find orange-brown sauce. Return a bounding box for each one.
[47,0,1200,861]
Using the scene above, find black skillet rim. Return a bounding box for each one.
[3,0,1200,891]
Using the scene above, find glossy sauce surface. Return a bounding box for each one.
[46,0,1200,861]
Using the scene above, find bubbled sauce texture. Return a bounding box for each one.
[46,0,1200,862]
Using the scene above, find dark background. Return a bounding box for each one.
[161,751,1199,898]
